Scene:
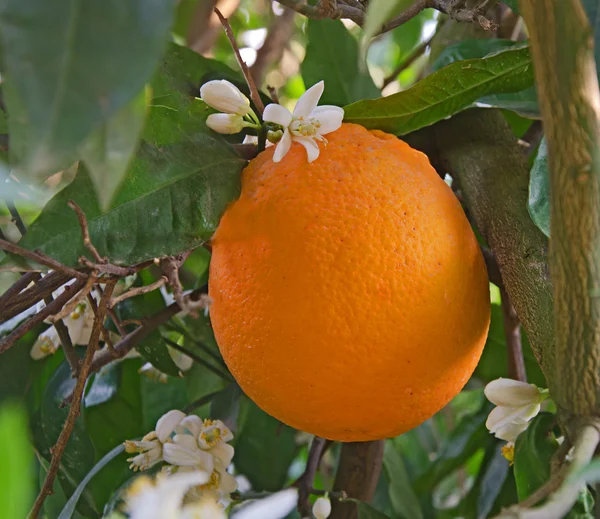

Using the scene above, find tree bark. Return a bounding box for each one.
[518,0,600,425]
[330,441,384,519]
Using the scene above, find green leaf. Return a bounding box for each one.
[234,400,298,491]
[0,0,174,177]
[58,444,125,519]
[528,137,550,237]
[84,363,120,408]
[210,383,242,432]
[362,0,413,49]
[0,403,33,518]
[357,502,392,519]
[414,402,494,494]
[344,45,534,135]
[514,412,558,501]
[301,19,379,106]
[16,44,246,268]
[137,331,181,378]
[140,375,188,432]
[502,0,519,13]
[81,89,148,211]
[383,441,423,519]
[583,1,600,74]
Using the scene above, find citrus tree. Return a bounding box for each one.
[0,1,597,519]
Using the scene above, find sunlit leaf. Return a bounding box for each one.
[383,441,423,519]
[344,45,533,135]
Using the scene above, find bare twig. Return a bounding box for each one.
[0,238,85,280]
[109,276,168,308]
[0,278,86,355]
[295,437,328,516]
[4,199,27,236]
[0,271,40,313]
[250,7,296,86]
[86,291,118,356]
[267,86,280,104]
[47,274,97,324]
[500,285,527,382]
[44,295,80,377]
[214,7,265,115]
[68,200,104,263]
[28,282,115,519]
[78,257,134,277]
[382,34,434,88]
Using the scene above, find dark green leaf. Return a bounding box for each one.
[502,0,519,13]
[140,375,188,432]
[137,331,181,378]
[16,44,246,267]
[186,362,228,417]
[528,137,550,237]
[0,327,41,402]
[85,363,120,408]
[210,383,242,432]
[0,0,173,176]
[414,402,494,494]
[0,403,33,518]
[234,400,298,491]
[302,19,379,106]
[383,440,423,519]
[357,502,392,519]
[344,45,534,135]
[81,89,148,211]
[514,412,558,501]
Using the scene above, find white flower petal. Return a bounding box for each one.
[200,80,250,115]
[211,442,235,466]
[263,103,292,127]
[294,81,324,118]
[182,498,226,519]
[176,415,204,437]
[294,136,320,163]
[156,410,186,442]
[173,433,200,451]
[163,443,215,471]
[485,378,543,407]
[494,421,529,442]
[216,464,238,493]
[31,326,61,360]
[273,129,292,162]
[312,105,344,116]
[232,488,299,519]
[169,347,194,372]
[486,404,540,434]
[313,497,332,519]
[313,108,344,135]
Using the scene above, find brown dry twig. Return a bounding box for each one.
[47,274,97,324]
[44,296,81,377]
[214,7,265,114]
[109,276,168,308]
[294,437,329,516]
[28,282,116,519]
[68,200,104,264]
[86,291,118,356]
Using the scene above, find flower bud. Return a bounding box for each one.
[484,378,543,407]
[200,80,250,115]
[313,496,332,519]
[206,113,246,134]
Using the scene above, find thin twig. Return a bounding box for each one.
[382,34,434,88]
[267,86,280,104]
[86,292,118,356]
[68,200,104,263]
[4,199,27,236]
[214,7,265,115]
[109,276,168,308]
[0,278,86,355]
[500,285,527,382]
[162,336,233,381]
[47,275,97,324]
[0,238,85,280]
[0,271,40,313]
[295,437,328,516]
[106,307,128,337]
[78,257,133,277]
[44,294,80,378]
[28,282,116,519]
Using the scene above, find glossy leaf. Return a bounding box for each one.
[137,331,181,378]
[514,412,558,501]
[344,45,534,135]
[0,403,33,518]
[234,400,298,491]
[302,19,379,106]
[140,375,188,432]
[17,45,246,267]
[210,383,242,433]
[0,0,173,177]
[528,137,550,237]
[81,89,148,211]
[357,502,392,519]
[383,441,423,519]
[84,363,120,408]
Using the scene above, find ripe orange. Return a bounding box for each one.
[209,123,490,442]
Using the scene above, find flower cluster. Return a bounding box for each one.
[199,79,343,163]
[124,410,237,513]
[484,378,549,460]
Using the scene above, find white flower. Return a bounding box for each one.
[125,471,211,519]
[232,488,299,519]
[206,113,247,134]
[157,410,187,442]
[169,346,194,372]
[181,497,227,519]
[125,432,164,471]
[484,378,548,443]
[313,496,332,519]
[262,81,344,163]
[200,80,251,116]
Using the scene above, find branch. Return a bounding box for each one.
[215,7,265,115]
[382,34,434,89]
[330,441,384,519]
[28,282,116,519]
[295,437,328,516]
[68,200,104,264]
[519,0,600,421]
[4,198,27,236]
[0,271,40,313]
[493,423,600,519]
[500,285,526,382]
[45,296,80,377]
[109,276,168,308]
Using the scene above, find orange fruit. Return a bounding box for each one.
[209,123,490,442]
